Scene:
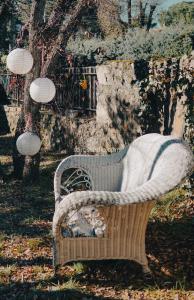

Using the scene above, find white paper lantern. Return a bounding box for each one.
[7,48,33,74]
[16,132,41,156]
[29,78,56,103]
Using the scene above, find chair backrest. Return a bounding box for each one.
[54,147,129,200]
[55,133,192,200]
[121,133,192,192]
[90,161,123,191]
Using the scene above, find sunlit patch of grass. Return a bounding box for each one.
[40,158,60,169]
[12,243,24,254]
[28,238,44,251]
[0,267,11,278]
[174,277,187,291]
[0,155,12,164]
[0,233,5,243]
[127,289,194,300]
[150,188,187,221]
[32,265,44,274]
[73,262,86,275]
[61,278,81,290]
[0,265,17,284]
[0,242,4,251]
[49,278,81,291]
[20,216,36,225]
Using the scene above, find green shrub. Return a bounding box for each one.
[67,24,193,64]
[159,2,194,27]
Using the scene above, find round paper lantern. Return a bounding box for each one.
[16,132,41,156]
[7,48,33,74]
[29,78,56,103]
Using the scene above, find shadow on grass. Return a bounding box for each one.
[145,219,194,289]
[0,145,193,295]
[67,260,146,289]
[0,284,109,300]
[0,135,13,156]
[27,289,111,300]
[51,217,194,291]
[0,175,194,290]
[0,256,52,267]
[0,161,56,236]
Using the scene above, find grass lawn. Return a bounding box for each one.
[0,135,194,299]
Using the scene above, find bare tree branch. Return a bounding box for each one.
[41,0,88,75]
[128,0,132,26]
[24,0,46,114]
[42,0,75,39]
[146,4,157,30]
[0,1,14,18]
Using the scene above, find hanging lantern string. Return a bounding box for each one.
[24,113,32,132]
[41,43,45,70]
[24,112,40,134]
[25,113,32,132]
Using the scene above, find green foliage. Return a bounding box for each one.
[97,0,124,37]
[16,0,31,23]
[17,0,55,23]
[28,238,44,251]
[67,24,194,64]
[150,188,186,221]
[0,0,55,55]
[73,262,86,274]
[0,54,8,72]
[0,1,16,51]
[159,1,194,26]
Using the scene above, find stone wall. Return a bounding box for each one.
[5,52,194,154]
[5,106,97,154]
[95,52,194,151]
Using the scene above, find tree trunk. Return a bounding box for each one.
[97,0,124,37]
[13,0,46,184]
[138,0,146,28]
[146,4,156,31]
[23,0,46,183]
[128,0,132,27]
[13,0,93,184]
[41,0,88,76]
[13,110,25,179]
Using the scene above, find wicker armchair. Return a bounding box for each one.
[53,133,193,273]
